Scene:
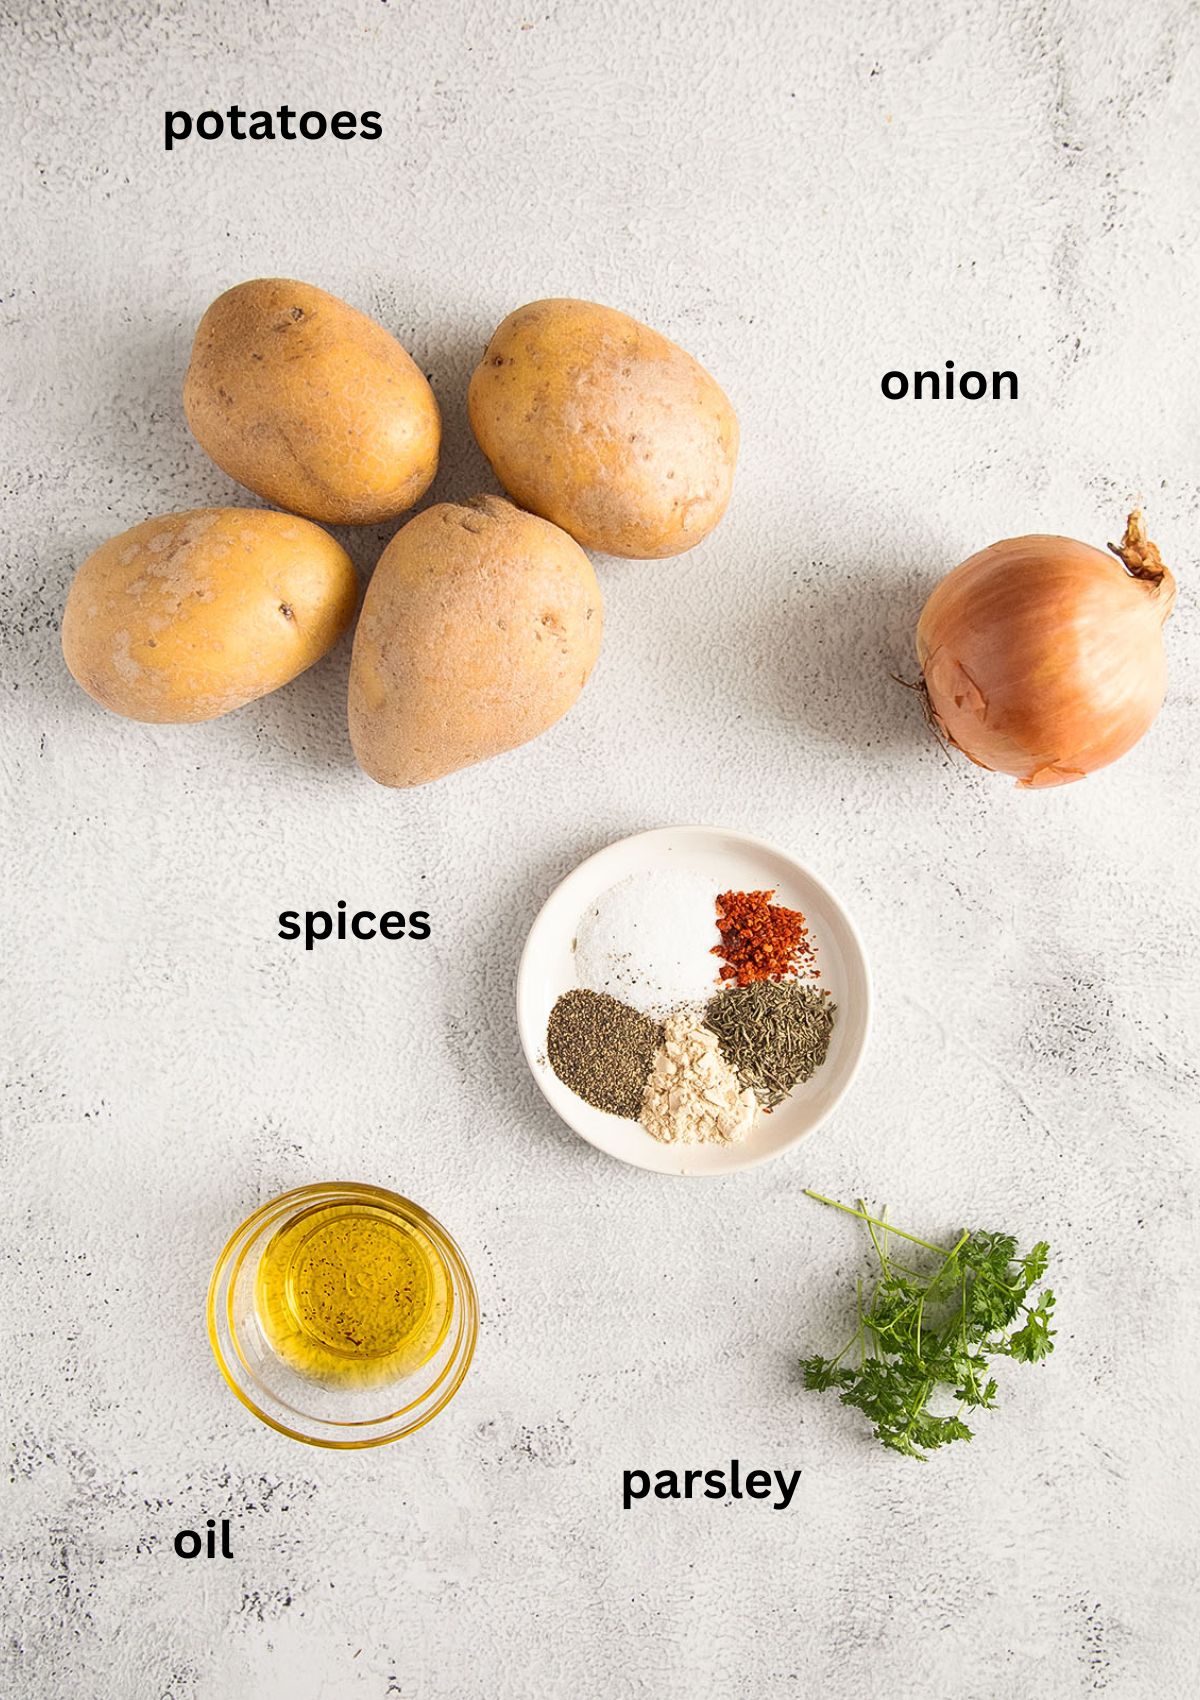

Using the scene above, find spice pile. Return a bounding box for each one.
[641,1011,758,1145]
[546,869,837,1146]
[546,990,662,1119]
[573,870,727,1012]
[714,889,818,986]
[705,980,834,1109]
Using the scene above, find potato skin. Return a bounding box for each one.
[348,496,603,787]
[62,508,357,723]
[467,298,738,558]
[184,279,441,525]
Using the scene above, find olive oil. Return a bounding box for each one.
[255,1200,451,1386]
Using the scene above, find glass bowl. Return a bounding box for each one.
[207,1182,477,1448]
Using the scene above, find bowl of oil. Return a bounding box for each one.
[207,1183,478,1447]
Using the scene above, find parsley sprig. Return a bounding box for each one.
[801,1190,1056,1460]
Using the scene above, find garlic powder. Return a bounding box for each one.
[640,1010,758,1145]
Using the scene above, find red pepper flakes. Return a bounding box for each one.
[712,889,818,986]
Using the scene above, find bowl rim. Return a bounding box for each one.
[206,1181,478,1449]
[515,824,873,1175]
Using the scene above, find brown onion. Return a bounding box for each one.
[916,511,1176,789]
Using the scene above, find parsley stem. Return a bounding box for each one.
[860,1198,891,1275]
[803,1190,952,1256]
[926,1228,971,1295]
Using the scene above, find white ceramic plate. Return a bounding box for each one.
[516,826,871,1175]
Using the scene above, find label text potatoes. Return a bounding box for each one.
[165,107,382,151]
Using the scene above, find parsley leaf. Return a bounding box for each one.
[802,1191,1056,1460]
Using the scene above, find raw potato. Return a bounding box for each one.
[348,496,602,786]
[184,278,441,525]
[62,508,357,723]
[467,298,738,558]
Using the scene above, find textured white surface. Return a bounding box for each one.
[3,0,1199,1695]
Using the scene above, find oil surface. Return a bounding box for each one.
[255,1202,451,1385]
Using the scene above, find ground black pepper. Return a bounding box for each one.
[546,989,663,1118]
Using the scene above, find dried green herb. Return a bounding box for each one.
[546,989,663,1119]
[801,1192,1056,1460]
[705,979,836,1108]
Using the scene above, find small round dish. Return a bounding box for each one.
[517,826,871,1175]
[207,1182,477,1448]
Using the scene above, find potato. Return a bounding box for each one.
[348,496,602,786]
[184,279,440,525]
[62,508,357,723]
[467,298,738,558]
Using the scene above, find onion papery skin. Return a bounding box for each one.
[916,522,1176,789]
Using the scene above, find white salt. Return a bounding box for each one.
[573,869,721,1015]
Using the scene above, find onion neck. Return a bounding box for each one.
[1109,509,1176,619]
[1110,510,1166,584]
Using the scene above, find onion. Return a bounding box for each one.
[916,511,1176,789]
